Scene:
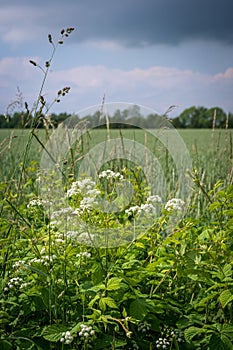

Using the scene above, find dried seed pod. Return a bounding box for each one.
[29,60,37,66]
[48,34,53,44]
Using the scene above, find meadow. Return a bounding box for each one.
[1,27,233,350]
[0,124,233,350]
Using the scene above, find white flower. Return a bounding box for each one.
[78,323,95,338]
[165,198,185,211]
[60,331,73,344]
[146,195,162,204]
[27,198,48,208]
[99,169,123,180]
[125,205,140,216]
[76,252,91,258]
[138,203,155,214]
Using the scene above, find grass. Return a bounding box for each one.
[1,27,233,349]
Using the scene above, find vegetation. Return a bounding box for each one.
[0,28,233,350]
[1,105,233,129]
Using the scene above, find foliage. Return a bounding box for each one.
[0,27,233,350]
[0,162,233,349]
[1,106,233,129]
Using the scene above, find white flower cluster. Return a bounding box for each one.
[146,195,162,204]
[125,195,162,217]
[4,277,23,291]
[76,252,91,258]
[29,255,56,266]
[99,169,123,180]
[27,198,48,208]
[12,260,25,269]
[60,331,73,345]
[164,198,185,211]
[138,321,151,333]
[156,327,183,348]
[155,337,170,349]
[66,179,98,198]
[78,324,95,338]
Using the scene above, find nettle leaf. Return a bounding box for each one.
[106,277,122,290]
[219,289,233,308]
[223,264,232,278]
[99,297,118,312]
[184,326,206,343]
[129,298,157,320]
[209,333,233,350]
[41,324,68,342]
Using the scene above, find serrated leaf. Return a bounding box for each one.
[219,290,233,308]
[88,294,100,308]
[42,324,67,342]
[209,333,233,350]
[223,264,232,277]
[106,277,122,290]
[99,297,118,311]
[184,326,206,343]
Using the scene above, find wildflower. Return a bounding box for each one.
[99,169,123,180]
[60,330,73,344]
[125,205,140,216]
[146,195,162,204]
[27,198,48,208]
[155,337,170,349]
[66,179,97,198]
[76,252,91,258]
[12,260,25,269]
[164,198,185,211]
[4,277,23,291]
[78,324,95,339]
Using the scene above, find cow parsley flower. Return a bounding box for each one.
[76,252,91,258]
[99,169,123,180]
[165,198,185,211]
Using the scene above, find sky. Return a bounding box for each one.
[1,0,233,118]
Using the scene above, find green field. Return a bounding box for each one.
[1,128,232,184]
[1,127,233,349]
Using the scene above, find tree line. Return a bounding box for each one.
[0,106,232,129]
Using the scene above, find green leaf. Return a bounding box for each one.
[219,290,233,308]
[0,340,12,350]
[129,298,154,320]
[184,326,206,343]
[106,277,122,290]
[223,264,232,278]
[99,297,118,311]
[42,324,68,342]
[209,333,233,350]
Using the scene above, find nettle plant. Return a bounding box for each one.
[1,28,233,350]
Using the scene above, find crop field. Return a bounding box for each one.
[1,124,233,350]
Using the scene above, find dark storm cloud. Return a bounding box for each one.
[46,0,233,46]
[2,0,233,46]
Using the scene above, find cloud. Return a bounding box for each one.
[1,0,233,48]
[47,64,233,114]
[1,55,233,114]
